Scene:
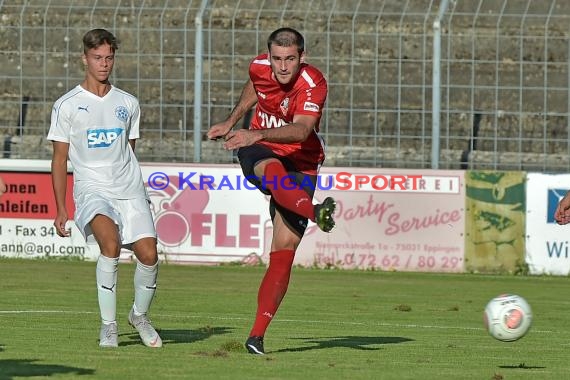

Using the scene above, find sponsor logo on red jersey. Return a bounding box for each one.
[303,101,319,112]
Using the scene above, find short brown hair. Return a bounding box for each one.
[267,27,304,54]
[82,28,119,54]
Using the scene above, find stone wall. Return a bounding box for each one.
[1,0,569,170]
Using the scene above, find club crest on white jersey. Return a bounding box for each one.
[115,106,129,122]
[87,128,124,148]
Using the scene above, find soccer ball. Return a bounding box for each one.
[483,294,532,342]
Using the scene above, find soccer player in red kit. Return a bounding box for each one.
[207,27,336,355]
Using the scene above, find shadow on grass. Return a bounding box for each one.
[0,359,94,380]
[274,335,413,353]
[498,364,546,369]
[119,326,234,347]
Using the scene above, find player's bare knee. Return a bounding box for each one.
[99,243,121,258]
[271,235,300,251]
[135,253,158,266]
[94,235,121,258]
[132,238,158,265]
[253,158,281,177]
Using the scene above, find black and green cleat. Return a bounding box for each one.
[314,197,336,232]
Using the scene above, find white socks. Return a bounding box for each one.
[133,261,158,315]
[96,256,158,321]
[96,255,119,324]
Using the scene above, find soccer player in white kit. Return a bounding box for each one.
[48,29,162,348]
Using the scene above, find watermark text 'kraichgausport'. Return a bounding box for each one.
[144,171,451,192]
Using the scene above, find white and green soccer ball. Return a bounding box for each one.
[483,294,532,342]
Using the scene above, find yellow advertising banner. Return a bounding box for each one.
[464,171,526,273]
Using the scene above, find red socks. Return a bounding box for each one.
[263,161,315,221]
[249,249,295,337]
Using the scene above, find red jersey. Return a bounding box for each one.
[249,53,327,175]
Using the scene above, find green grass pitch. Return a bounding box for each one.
[0,258,568,379]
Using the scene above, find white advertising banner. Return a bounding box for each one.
[525,173,570,275]
[273,167,466,272]
[141,163,270,264]
[0,161,270,264]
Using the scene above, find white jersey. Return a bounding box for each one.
[47,84,148,200]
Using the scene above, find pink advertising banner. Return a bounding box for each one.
[142,164,466,271]
[288,167,466,272]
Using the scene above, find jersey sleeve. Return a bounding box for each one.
[297,85,327,117]
[249,53,270,82]
[47,101,71,143]
[128,102,141,140]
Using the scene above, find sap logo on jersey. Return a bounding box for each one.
[87,128,124,148]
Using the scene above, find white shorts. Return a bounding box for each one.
[74,193,156,250]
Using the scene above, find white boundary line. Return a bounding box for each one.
[0,310,96,314]
[0,309,554,333]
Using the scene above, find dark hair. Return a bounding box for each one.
[267,27,304,54]
[82,28,119,54]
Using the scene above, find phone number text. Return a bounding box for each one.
[313,252,463,271]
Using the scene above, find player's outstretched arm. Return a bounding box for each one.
[222,113,317,151]
[51,141,71,237]
[207,79,257,140]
